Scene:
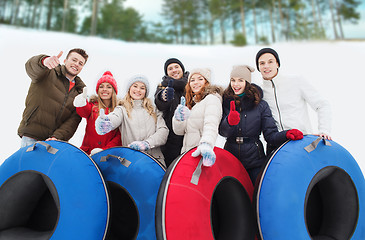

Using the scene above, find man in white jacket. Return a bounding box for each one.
[256,48,332,153]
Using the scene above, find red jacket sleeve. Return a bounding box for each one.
[76,101,93,118]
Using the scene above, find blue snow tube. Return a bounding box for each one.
[257,135,365,240]
[0,141,109,239]
[92,147,165,240]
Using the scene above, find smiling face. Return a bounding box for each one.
[63,52,86,79]
[189,73,207,93]
[98,82,113,100]
[129,82,146,100]
[166,63,183,79]
[258,53,279,80]
[230,77,246,95]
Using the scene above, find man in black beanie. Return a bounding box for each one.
[255,47,332,155]
[155,58,189,167]
[164,58,185,76]
[255,47,280,72]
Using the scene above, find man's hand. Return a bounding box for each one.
[43,51,63,69]
[45,137,58,141]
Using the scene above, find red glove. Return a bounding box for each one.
[227,101,240,126]
[286,129,303,140]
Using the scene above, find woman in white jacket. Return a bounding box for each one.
[172,68,223,167]
[95,75,168,166]
[256,48,332,153]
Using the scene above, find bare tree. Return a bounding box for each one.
[91,0,99,35]
[62,0,69,32]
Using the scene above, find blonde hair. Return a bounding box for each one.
[119,92,157,122]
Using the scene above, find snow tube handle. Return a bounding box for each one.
[304,136,331,153]
[100,154,131,168]
[26,141,59,154]
[190,158,204,185]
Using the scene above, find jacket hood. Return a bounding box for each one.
[89,95,99,103]
[202,84,223,102]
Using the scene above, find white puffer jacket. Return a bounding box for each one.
[261,72,331,135]
[173,86,223,153]
[108,100,168,163]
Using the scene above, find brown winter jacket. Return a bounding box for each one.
[18,54,86,141]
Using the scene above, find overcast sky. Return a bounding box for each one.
[124,0,365,39]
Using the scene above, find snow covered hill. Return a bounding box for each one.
[0,25,364,174]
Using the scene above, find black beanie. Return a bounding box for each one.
[255,48,280,72]
[164,58,185,76]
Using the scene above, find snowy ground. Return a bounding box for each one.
[0,25,364,174]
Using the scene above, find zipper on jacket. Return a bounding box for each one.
[255,141,262,158]
[236,109,243,160]
[56,88,70,124]
[271,80,284,131]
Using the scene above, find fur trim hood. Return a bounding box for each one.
[201,84,223,102]
[89,95,99,103]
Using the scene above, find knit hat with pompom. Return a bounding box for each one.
[96,71,118,94]
[230,65,255,83]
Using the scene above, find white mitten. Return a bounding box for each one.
[74,87,88,107]
[174,96,190,121]
[191,143,216,167]
[128,141,150,151]
[95,109,113,135]
[90,148,103,155]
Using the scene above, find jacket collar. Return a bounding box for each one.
[55,65,85,91]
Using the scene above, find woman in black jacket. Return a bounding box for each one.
[154,58,189,167]
[219,65,303,184]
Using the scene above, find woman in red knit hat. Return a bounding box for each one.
[73,71,122,155]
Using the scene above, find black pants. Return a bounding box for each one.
[161,134,183,168]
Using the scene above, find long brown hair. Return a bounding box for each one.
[223,80,261,108]
[184,80,210,109]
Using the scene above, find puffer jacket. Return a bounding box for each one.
[18,54,85,141]
[219,85,287,170]
[262,72,331,135]
[173,85,223,153]
[76,96,122,154]
[154,73,189,164]
[107,100,169,164]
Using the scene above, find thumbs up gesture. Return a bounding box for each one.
[227,101,240,126]
[161,79,175,102]
[43,51,63,69]
[95,109,114,135]
[174,96,190,121]
[73,87,88,107]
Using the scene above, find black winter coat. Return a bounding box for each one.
[154,72,189,166]
[219,88,287,170]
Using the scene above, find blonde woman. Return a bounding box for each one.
[95,75,168,165]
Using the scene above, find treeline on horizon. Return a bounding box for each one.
[0,0,361,45]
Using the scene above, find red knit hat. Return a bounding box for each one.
[96,71,118,94]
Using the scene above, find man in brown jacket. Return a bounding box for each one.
[18,48,88,147]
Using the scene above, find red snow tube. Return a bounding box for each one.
[156,147,255,240]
